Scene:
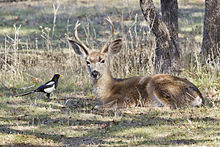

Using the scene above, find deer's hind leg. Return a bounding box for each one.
[94,99,123,110]
[152,90,178,109]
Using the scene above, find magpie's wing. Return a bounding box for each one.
[35,81,55,92]
[15,81,55,96]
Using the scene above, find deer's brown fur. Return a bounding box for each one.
[68,18,204,109]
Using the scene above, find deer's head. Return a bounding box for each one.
[68,18,122,83]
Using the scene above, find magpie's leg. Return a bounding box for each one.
[46,93,50,99]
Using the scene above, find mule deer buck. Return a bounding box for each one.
[68,18,204,109]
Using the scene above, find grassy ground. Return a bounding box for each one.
[0,0,219,146]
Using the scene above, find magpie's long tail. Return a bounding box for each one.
[15,90,36,97]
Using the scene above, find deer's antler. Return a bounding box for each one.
[73,21,89,51]
[101,17,115,53]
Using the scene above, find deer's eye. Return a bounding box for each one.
[101,59,105,63]
[86,61,90,65]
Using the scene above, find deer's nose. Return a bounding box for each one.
[91,70,100,79]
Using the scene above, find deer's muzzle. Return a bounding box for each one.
[91,70,100,79]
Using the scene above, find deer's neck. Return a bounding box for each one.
[93,68,115,99]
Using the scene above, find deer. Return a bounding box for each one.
[68,18,204,109]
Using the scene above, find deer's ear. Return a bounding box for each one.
[68,39,89,58]
[108,38,122,55]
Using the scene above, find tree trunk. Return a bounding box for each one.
[140,0,180,73]
[161,0,180,58]
[201,0,220,59]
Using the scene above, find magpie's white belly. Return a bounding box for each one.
[44,85,55,93]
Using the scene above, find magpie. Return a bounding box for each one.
[16,74,62,99]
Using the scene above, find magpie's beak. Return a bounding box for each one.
[59,75,63,77]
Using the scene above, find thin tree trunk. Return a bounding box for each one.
[140,0,180,73]
[201,0,220,59]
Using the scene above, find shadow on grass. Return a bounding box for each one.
[0,115,217,146]
[0,95,218,146]
[4,144,52,147]
[139,138,212,145]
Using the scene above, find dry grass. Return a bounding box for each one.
[0,0,219,146]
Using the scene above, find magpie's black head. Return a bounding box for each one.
[52,74,62,81]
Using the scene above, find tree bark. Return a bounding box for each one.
[140,0,180,73]
[201,0,220,59]
[161,0,180,58]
